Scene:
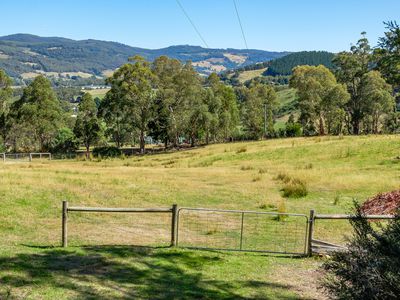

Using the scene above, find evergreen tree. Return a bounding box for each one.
[334,33,373,134]
[12,76,62,151]
[241,83,277,139]
[107,56,156,153]
[74,93,103,158]
[290,65,350,135]
[0,69,12,147]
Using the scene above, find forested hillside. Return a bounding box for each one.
[263,51,335,76]
[221,51,335,85]
[0,34,288,82]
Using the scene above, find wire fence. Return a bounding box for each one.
[176,208,309,255]
[61,203,397,256]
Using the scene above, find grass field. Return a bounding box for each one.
[237,68,267,83]
[86,88,110,100]
[0,135,399,299]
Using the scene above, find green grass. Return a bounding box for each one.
[86,88,110,100]
[237,68,267,83]
[1,135,399,299]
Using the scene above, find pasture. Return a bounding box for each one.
[0,135,399,299]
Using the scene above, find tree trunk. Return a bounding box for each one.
[319,115,325,136]
[85,145,90,159]
[191,134,195,147]
[353,119,360,135]
[139,129,145,154]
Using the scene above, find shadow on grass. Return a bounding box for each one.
[0,245,309,299]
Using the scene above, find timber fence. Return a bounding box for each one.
[61,202,397,256]
[1,152,51,162]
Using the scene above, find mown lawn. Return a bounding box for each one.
[0,135,399,299]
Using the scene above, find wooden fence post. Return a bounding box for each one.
[62,200,68,247]
[307,209,315,256]
[171,204,178,247]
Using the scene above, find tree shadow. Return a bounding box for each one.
[0,245,311,299]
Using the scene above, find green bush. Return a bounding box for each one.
[281,179,308,198]
[285,123,302,137]
[50,127,79,154]
[92,146,122,158]
[321,204,400,299]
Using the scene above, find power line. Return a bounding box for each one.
[233,0,248,50]
[176,0,209,48]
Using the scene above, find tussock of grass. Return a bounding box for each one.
[258,203,276,210]
[274,172,292,183]
[236,146,247,154]
[281,181,308,198]
[258,168,268,174]
[275,172,308,198]
[304,163,313,170]
[240,165,254,171]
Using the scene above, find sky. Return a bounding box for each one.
[0,0,399,52]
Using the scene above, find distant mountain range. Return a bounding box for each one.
[0,34,289,82]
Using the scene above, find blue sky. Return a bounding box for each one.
[0,0,399,52]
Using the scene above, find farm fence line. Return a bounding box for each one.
[1,152,52,162]
[61,201,397,256]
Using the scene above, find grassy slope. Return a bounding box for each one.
[237,68,267,83]
[275,88,298,130]
[86,88,110,100]
[1,135,399,299]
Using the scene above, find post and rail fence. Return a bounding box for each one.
[61,201,397,256]
[62,201,178,248]
[1,152,52,162]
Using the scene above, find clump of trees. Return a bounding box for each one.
[0,56,271,154]
[291,24,400,135]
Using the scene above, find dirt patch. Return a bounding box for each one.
[361,190,400,215]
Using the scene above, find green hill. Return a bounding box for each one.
[263,51,335,76]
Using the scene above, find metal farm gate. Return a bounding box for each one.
[176,208,309,255]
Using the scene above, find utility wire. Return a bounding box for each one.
[176,0,209,48]
[233,0,248,50]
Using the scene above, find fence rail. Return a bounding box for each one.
[1,152,52,162]
[310,210,396,254]
[60,203,398,256]
[62,201,178,248]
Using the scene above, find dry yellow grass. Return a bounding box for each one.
[0,135,398,299]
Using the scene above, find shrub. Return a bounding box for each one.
[321,204,400,299]
[281,180,308,198]
[276,199,288,221]
[285,123,302,137]
[92,146,122,158]
[51,127,79,154]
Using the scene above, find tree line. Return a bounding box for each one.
[290,23,400,136]
[0,55,277,155]
[0,21,399,155]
